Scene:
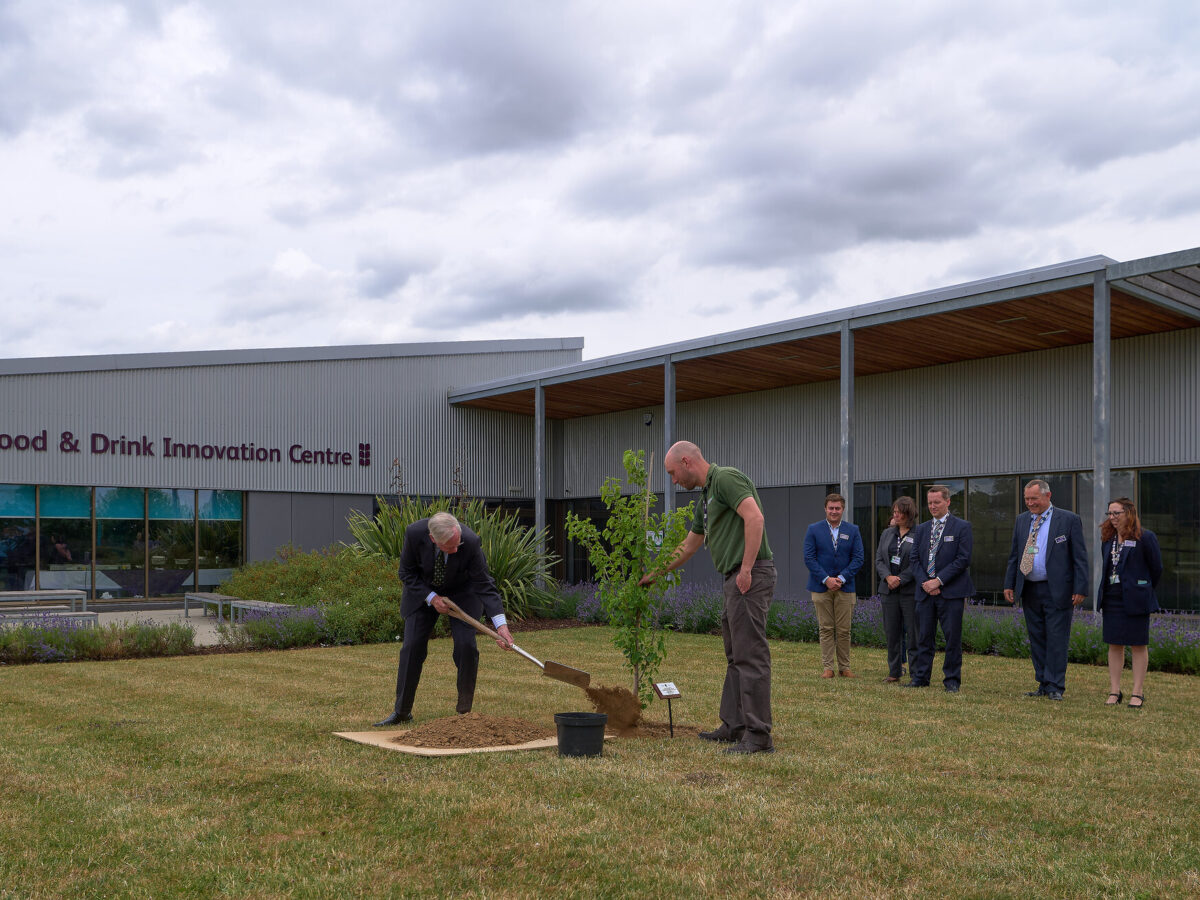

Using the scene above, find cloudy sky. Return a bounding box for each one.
[3,0,1199,362]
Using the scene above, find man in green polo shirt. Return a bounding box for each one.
[640,440,777,754]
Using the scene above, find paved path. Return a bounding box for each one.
[95,606,224,647]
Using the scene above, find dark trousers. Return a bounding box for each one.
[881,591,918,678]
[1022,581,1074,694]
[393,605,480,715]
[718,560,776,746]
[912,595,965,688]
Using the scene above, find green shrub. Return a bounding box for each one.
[347,496,558,621]
[219,547,405,646]
[0,618,196,665]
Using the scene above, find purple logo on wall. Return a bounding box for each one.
[358,443,371,466]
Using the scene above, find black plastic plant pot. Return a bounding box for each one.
[554,712,607,757]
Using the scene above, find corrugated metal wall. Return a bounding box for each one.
[0,347,573,497]
[560,327,1200,495]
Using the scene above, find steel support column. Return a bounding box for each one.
[1092,273,1110,612]
[534,383,546,588]
[839,321,855,523]
[663,359,676,512]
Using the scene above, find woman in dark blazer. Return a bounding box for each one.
[1097,497,1162,709]
[875,496,919,683]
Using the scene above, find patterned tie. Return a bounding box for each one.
[1019,513,1044,576]
[927,519,945,575]
[432,550,446,588]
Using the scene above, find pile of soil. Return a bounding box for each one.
[392,712,553,749]
[584,683,644,734]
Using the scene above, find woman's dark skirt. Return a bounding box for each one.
[1102,581,1150,646]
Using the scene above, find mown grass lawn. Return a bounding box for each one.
[1,628,1198,899]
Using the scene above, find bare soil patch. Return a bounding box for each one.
[391,713,553,749]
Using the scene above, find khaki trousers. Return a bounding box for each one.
[811,589,856,671]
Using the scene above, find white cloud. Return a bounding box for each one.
[2,0,1199,362]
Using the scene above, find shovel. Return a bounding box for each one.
[440,598,591,689]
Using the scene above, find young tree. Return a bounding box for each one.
[565,449,694,707]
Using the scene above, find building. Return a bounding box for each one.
[3,248,1198,610]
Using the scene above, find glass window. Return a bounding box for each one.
[95,487,146,599]
[38,486,92,593]
[0,484,36,590]
[197,490,243,592]
[1138,468,1200,612]
[148,489,195,597]
[966,477,1019,603]
[853,483,873,596]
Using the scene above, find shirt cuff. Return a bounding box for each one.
[425,591,437,605]
[491,614,508,628]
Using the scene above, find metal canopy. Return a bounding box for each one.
[450,248,1200,420]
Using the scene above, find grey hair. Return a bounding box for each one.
[1024,479,1051,495]
[428,511,461,542]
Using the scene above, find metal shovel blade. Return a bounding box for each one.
[543,659,591,689]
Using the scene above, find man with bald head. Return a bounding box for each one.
[640,441,777,754]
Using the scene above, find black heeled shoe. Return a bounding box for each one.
[1105,691,1123,706]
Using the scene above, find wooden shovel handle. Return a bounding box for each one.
[439,598,501,641]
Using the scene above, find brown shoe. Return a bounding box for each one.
[839,669,856,678]
[821,669,835,678]
[884,676,900,683]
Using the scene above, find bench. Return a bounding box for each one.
[184,592,237,621]
[0,610,100,629]
[0,590,88,612]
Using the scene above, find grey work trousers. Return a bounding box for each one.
[718,559,776,747]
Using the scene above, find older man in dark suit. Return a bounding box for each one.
[1003,479,1088,701]
[374,511,513,726]
[906,485,974,693]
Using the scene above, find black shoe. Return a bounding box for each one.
[1024,689,1047,697]
[1046,691,1063,701]
[944,684,960,693]
[372,712,412,727]
[723,741,775,755]
[901,681,928,688]
[698,728,741,743]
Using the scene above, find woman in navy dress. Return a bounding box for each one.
[1097,498,1162,709]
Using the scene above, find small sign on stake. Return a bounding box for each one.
[653,681,682,737]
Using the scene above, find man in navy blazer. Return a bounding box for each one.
[803,493,865,677]
[374,511,513,726]
[1003,479,1088,701]
[907,485,974,692]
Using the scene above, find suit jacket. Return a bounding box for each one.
[1097,529,1163,616]
[1002,508,1089,609]
[803,520,865,593]
[874,525,916,596]
[911,514,974,601]
[398,519,504,621]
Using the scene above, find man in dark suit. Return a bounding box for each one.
[803,493,865,678]
[1003,479,1088,701]
[906,484,974,693]
[373,511,513,726]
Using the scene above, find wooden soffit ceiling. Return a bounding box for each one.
[454,285,1199,419]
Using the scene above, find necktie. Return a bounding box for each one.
[432,550,446,588]
[927,519,945,575]
[1019,513,1044,576]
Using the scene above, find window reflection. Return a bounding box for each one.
[148,489,195,597]
[966,477,1019,603]
[95,487,146,599]
[38,485,93,593]
[1,484,36,591]
[197,490,243,592]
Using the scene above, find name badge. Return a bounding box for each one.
[901,536,913,544]
[1055,535,1067,544]
[890,555,901,565]
[944,535,956,542]
[838,534,849,541]
[1109,573,1120,585]
[1122,540,1137,547]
